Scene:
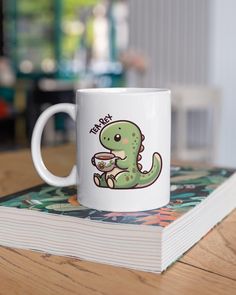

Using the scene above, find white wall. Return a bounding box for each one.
[128,0,209,87]
[209,0,236,167]
[127,0,236,167]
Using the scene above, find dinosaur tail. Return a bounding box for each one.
[136,153,162,188]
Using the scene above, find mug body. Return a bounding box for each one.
[76,88,171,212]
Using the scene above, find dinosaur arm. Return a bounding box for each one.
[115,157,129,169]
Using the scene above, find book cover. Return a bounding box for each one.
[0,166,235,227]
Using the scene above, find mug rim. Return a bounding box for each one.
[77,87,170,95]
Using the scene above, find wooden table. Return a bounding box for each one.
[0,144,235,295]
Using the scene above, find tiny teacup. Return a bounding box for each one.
[93,152,117,172]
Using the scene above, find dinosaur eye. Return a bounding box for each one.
[114,134,121,142]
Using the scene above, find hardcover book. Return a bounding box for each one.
[0,166,235,273]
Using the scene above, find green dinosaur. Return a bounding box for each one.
[92,120,162,189]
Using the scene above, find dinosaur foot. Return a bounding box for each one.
[107,175,115,189]
[94,174,101,187]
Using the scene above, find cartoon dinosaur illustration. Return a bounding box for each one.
[91,120,162,189]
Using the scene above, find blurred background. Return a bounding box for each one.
[0,0,235,167]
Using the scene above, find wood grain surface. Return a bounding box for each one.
[0,144,235,295]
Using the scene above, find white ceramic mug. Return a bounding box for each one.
[31,88,171,212]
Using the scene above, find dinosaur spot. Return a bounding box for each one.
[133,146,135,149]
[126,176,130,181]
[130,175,133,179]
[132,133,136,137]
[108,138,110,141]
[119,127,121,130]
[104,137,106,140]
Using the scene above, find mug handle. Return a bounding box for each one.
[31,103,77,187]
